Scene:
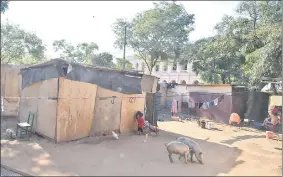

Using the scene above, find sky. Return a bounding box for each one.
[2,1,239,59]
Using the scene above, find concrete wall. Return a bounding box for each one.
[154,72,200,85]
[1,64,26,116]
[172,84,232,95]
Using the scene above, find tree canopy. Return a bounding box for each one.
[112,1,195,75]
[185,1,282,88]
[115,58,133,70]
[92,52,115,68]
[1,22,46,64]
[52,39,98,64]
[1,0,9,14]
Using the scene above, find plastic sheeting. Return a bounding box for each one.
[261,83,282,94]
[20,59,143,94]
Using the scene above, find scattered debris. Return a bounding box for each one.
[5,129,16,140]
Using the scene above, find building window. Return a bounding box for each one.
[193,80,199,85]
[172,62,177,71]
[155,65,159,72]
[180,80,186,85]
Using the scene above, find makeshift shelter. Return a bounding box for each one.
[18,59,158,142]
[162,84,249,124]
[1,64,27,116]
[261,81,282,118]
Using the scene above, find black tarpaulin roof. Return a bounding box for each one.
[20,58,150,94]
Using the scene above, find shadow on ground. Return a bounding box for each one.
[220,134,265,145]
[1,116,243,176]
[1,116,76,176]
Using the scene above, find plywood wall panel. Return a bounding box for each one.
[120,93,146,133]
[56,78,97,142]
[1,64,24,116]
[90,87,123,136]
[37,99,57,139]
[18,82,41,131]
[18,78,58,135]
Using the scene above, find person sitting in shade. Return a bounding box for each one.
[262,106,281,128]
[229,113,241,125]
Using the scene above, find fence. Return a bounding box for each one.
[1,64,27,116]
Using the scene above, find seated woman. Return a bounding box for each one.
[262,106,281,128]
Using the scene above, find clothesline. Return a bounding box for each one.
[193,95,224,109]
[171,95,224,111]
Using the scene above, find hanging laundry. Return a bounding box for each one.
[219,95,224,102]
[171,99,178,115]
[213,98,219,106]
[202,102,210,109]
[188,99,195,108]
[192,95,226,110]
[195,103,199,109]
[198,103,203,109]
[201,102,206,109]
[209,101,215,108]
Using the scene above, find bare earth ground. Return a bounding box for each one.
[1,117,282,176]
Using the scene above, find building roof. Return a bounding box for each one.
[20,58,157,94]
[20,58,150,77]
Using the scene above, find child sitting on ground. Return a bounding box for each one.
[136,111,145,135]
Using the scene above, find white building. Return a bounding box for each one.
[127,55,201,85]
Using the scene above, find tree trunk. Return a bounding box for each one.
[221,74,226,84]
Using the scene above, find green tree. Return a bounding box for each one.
[185,1,282,88]
[112,2,195,75]
[52,39,98,64]
[1,22,46,64]
[1,0,9,14]
[115,58,133,70]
[237,1,282,88]
[92,52,115,68]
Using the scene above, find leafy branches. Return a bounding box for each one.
[52,39,98,64]
[112,2,195,75]
[1,22,46,64]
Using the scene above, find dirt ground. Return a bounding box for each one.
[1,117,282,176]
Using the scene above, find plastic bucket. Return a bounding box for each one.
[266,131,274,139]
[206,122,213,129]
